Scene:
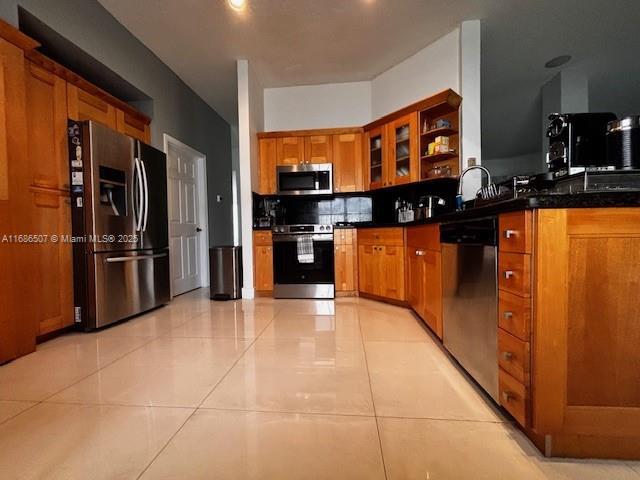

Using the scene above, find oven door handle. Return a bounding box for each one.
[272,234,334,243]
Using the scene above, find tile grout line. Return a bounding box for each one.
[134,304,281,479]
[0,333,162,428]
[356,301,390,480]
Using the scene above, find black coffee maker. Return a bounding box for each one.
[546,112,617,178]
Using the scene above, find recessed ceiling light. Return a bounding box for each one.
[228,0,246,11]
[545,55,572,68]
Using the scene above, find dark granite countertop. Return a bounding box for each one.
[336,190,640,229]
[253,190,640,231]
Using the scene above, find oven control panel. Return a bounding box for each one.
[272,224,333,234]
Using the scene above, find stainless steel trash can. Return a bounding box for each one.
[209,246,242,300]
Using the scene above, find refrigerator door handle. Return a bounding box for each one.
[141,158,149,232]
[133,157,144,231]
[105,252,168,263]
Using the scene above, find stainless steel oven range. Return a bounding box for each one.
[272,224,335,299]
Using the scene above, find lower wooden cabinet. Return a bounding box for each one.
[357,228,405,301]
[334,229,357,294]
[406,224,442,338]
[253,231,273,293]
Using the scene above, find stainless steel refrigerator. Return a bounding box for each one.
[68,120,170,330]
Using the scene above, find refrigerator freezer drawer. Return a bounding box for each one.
[93,250,170,328]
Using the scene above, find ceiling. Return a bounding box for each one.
[97,0,490,124]
[98,0,640,162]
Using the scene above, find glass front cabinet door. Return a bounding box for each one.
[388,112,419,185]
[366,125,387,189]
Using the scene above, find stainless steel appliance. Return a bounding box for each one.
[546,112,617,178]
[68,120,170,330]
[277,164,333,195]
[441,217,499,401]
[607,116,640,170]
[209,246,242,300]
[272,224,335,298]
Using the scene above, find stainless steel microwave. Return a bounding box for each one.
[276,163,333,195]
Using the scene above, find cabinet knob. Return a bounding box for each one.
[504,270,514,279]
[504,229,517,239]
[503,311,513,319]
[502,351,513,361]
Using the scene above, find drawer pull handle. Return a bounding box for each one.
[415,249,426,256]
[504,270,514,279]
[502,351,514,361]
[503,311,513,319]
[504,229,517,239]
[502,391,513,403]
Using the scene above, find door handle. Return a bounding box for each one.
[196,227,202,232]
[140,158,149,231]
[105,252,168,263]
[133,158,143,231]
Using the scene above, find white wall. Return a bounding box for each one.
[237,59,262,299]
[264,82,371,131]
[459,20,484,200]
[370,29,460,118]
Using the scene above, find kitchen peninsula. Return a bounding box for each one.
[252,89,640,460]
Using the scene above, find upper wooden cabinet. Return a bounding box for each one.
[24,62,69,192]
[67,84,151,143]
[365,125,388,190]
[258,138,277,195]
[388,112,419,185]
[116,109,151,144]
[67,83,117,129]
[304,135,333,164]
[333,133,363,193]
[276,136,305,165]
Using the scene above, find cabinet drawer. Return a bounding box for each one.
[499,368,528,427]
[499,211,532,254]
[335,228,354,245]
[253,230,272,246]
[498,328,530,384]
[498,252,531,296]
[358,227,404,246]
[498,290,531,341]
[406,224,440,251]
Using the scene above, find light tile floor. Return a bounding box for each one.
[0,289,638,479]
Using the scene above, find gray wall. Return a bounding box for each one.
[0,0,233,246]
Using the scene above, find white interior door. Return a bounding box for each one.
[167,143,202,295]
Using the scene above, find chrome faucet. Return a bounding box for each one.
[456,165,492,209]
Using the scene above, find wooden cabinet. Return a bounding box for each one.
[365,125,388,190]
[531,208,640,459]
[334,228,357,294]
[24,61,74,336]
[258,138,277,194]
[67,83,117,129]
[304,135,332,164]
[253,231,273,293]
[406,224,442,338]
[276,137,304,165]
[332,133,363,192]
[357,228,405,301]
[0,36,39,363]
[497,211,533,429]
[116,109,151,143]
[387,112,419,185]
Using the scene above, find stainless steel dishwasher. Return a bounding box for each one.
[441,217,499,401]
